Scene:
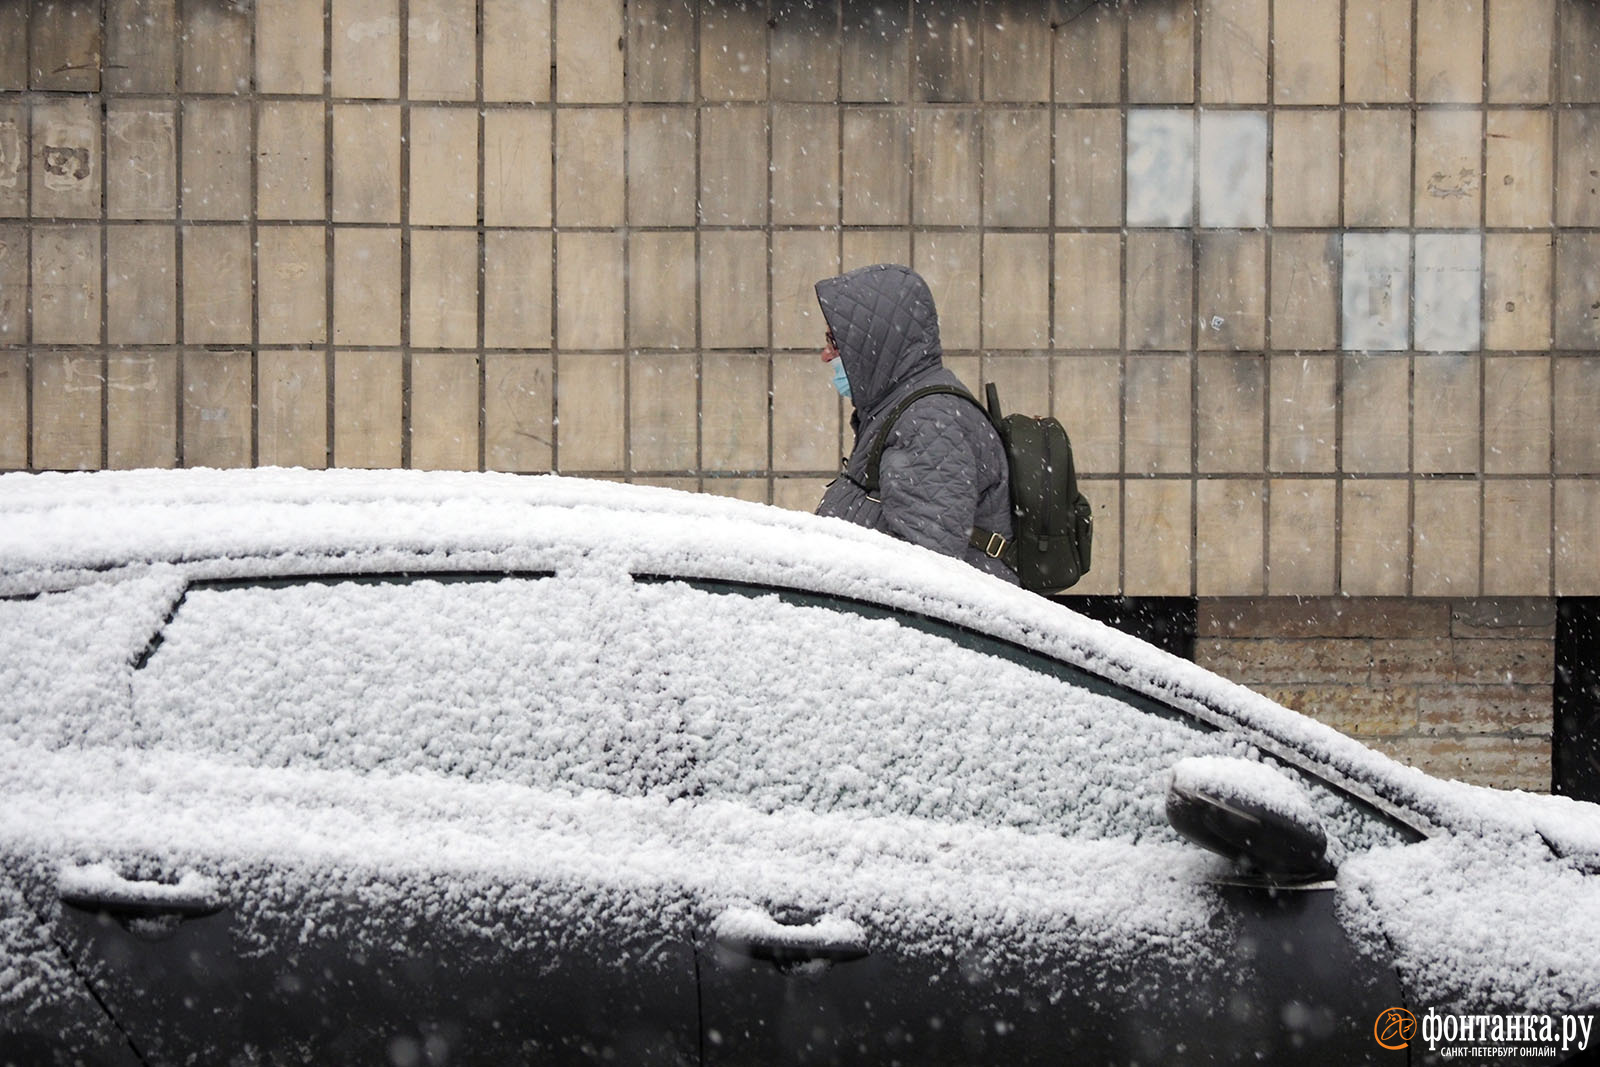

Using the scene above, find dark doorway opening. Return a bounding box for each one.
[1058,597,1197,662]
[1555,599,1600,803]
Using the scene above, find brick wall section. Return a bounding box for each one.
[1196,598,1554,792]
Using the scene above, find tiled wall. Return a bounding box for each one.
[2,0,1599,599]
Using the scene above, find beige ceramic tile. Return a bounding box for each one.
[1055,109,1122,227]
[32,98,99,219]
[701,0,767,102]
[1060,479,1120,595]
[556,233,626,350]
[410,352,480,471]
[410,230,478,349]
[0,227,24,341]
[771,476,831,512]
[556,0,624,103]
[484,109,552,227]
[912,108,980,227]
[28,0,100,91]
[1559,0,1600,103]
[982,234,1049,350]
[258,101,327,220]
[258,350,328,468]
[703,352,769,471]
[332,104,401,223]
[104,104,175,220]
[628,0,695,103]
[1345,110,1413,227]
[484,0,551,102]
[1196,354,1265,473]
[1052,355,1122,475]
[107,227,176,345]
[1125,354,1191,474]
[555,352,625,470]
[700,231,768,348]
[331,0,400,98]
[181,0,250,93]
[257,227,328,346]
[1197,479,1266,595]
[1557,109,1600,226]
[1271,111,1339,227]
[1342,354,1411,473]
[107,351,178,469]
[1268,355,1338,473]
[984,4,1051,102]
[333,227,402,346]
[1200,0,1268,104]
[772,231,839,350]
[1267,479,1336,594]
[1125,232,1193,350]
[1489,0,1554,102]
[409,0,476,102]
[1484,479,1551,594]
[1273,0,1340,103]
[484,230,553,349]
[984,110,1050,228]
[1128,0,1194,103]
[701,477,767,503]
[1555,480,1600,592]
[0,103,26,218]
[700,105,768,225]
[1555,234,1600,349]
[257,0,323,94]
[106,0,175,93]
[32,226,100,344]
[181,100,250,220]
[913,232,981,350]
[32,352,102,470]
[628,108,697,226]
[842,109,911,226]
[1413,354,1481,473]
[0,4,23,90]
[843,230,911,272]
[182,351,252,469]
[0,353,21,468]
[1055,1,1122,104]
[981,354,1050,417]
[183,227,252,344]
[914,6,982,103]
[1486,110,1552,228]
[1484,356,1551,473]
[841,3,908,102]
[484,353,554,471]
[629,231,697,349]
[771,352,840,471]
[772,106,839,226]
[333,350,403,468]
[771,0,838,102]
[1054,233,1122,349]
[1413,480,1481,594]
[1123,479,1192,595]
[1484,233,1553,351]
[1197,233,1265,351]
[1417,0,1484,102]
[1554,357,1600,473]
[1340,479,1411,595]
[629,351,698,471]
[1415,110,1483,228]
[1269,233,1339,351]
[555,108,625,227]
[411,108,479,227]
[1345,0,1412,102]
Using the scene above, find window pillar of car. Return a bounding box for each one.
[1165,757,1339,886]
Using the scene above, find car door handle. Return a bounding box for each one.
[712,907,869,965]
[58,864,224,920]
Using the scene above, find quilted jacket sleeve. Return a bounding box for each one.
[875,396,983,559]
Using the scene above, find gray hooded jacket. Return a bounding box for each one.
[814,264,1017,584]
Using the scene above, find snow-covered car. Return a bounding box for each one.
[1,468,1597,1066]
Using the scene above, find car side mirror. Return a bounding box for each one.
[1165,756,1337,884]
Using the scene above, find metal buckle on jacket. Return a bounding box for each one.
[983,532,1007,558]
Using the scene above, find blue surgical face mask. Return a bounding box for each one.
[830,358,852,399]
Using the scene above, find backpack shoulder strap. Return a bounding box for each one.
[859,385,986,494]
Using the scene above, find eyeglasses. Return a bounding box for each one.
[825,329,837,350]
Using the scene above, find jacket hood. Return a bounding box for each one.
[815,264,943,414]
